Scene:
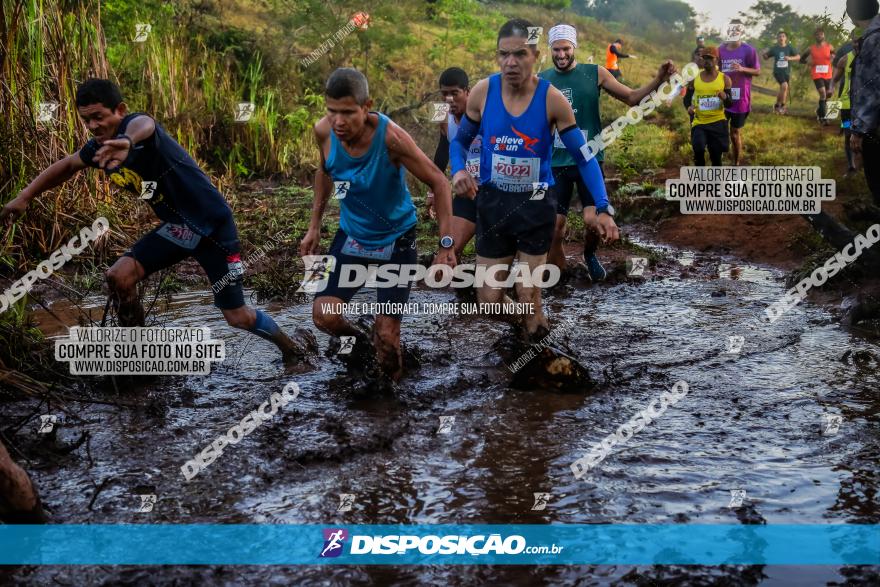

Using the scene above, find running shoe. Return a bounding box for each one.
[585,253,607,282]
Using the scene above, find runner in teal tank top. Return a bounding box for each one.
[300,68,456,382]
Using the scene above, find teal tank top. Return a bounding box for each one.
[325,113,417,248]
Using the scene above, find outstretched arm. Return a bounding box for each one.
[599,61,677,106]
[1,153,87,225]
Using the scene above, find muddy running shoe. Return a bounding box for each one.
[281,327,318,368]
[585,253,607,282]
[494,324,596,392]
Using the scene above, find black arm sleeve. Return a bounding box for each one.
[433,133,450,172]
[611,45,630,58]
[683,86,694,109]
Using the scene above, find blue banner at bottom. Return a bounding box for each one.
[0,524,877,565]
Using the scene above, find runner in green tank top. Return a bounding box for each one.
[538,23,676,282]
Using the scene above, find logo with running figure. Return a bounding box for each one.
[338,336,356,355]
[728,489,746,508]
[511,126,539,154]
[37,102,59,123]
[822,413,842,436]
[235,102,255,122]
[133,23,151,42]
[140,181,157,200]
[526,27,543,45]
[530,182,548,201]
[431,102,450,122]
[38,414,58,434]
[628,257,648,277]
[336,494,356,513]
[437,415,456,435]
[298,255,336,293]
[319,528,349,558]
[825,101,841,120]
[531,492,551,511]
[726,335,744,355]
[138,494,157,513]
[333,181,350,200]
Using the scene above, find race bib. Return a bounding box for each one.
[156,223,201,250]
[814,64,829,74]
[776,59,788,68]
[341,236,394,260]
[730,87,741,101]
[490,154,539,192]
[698,96,721,111]
[466,157,480,178]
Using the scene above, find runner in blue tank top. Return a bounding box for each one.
[450,19,620,341]
[300,68,455,381]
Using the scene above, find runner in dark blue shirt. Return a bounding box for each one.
[1,79,312,365]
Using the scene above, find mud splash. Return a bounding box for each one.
[3,239,879,585]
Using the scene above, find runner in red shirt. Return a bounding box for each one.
[800,28,835,123]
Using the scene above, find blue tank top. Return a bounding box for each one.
[479,74,554,192]
[326,113,417,248]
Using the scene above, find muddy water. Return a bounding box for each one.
[5,241,880,586]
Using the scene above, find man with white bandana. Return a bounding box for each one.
[539,23,677,281]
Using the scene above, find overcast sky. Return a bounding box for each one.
[686,0,850,32]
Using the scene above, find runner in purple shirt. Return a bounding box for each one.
[719,20,760,165]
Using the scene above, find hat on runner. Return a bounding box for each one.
[847,0,879,20]
[549,24,577,48]
[700,46,719,59]
[697,35,705,41]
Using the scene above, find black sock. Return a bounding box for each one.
[819,100,827,118]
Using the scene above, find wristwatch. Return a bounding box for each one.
[439,235,454,249]
[596,204,615,217]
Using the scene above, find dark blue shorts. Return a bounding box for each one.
[315,227,417,320]
[475,184,556,258]
[125,215,245,310]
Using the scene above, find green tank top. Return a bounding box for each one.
[539,63,603,165]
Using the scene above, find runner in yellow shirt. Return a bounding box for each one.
[687,47,733,166]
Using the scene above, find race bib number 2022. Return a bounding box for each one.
[490,154,539,192]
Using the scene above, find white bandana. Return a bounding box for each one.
[548,24,577,48]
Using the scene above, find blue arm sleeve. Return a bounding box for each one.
[558,125,609,209]
[449,114,480,176]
